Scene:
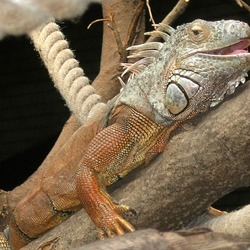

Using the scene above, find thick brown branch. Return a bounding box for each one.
[92,0,145,101]
[21,83,250,249]
[74,229,250,250]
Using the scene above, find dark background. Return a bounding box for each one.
[0,0,249,210]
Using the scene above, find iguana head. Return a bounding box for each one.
[163,19,250,121]
[122,19,250,125]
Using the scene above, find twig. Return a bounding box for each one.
[147,0,190,43]
[160,0,190,26]
[87,13,124,57]
[87,18,110,29]
[108,13,125,57]
[235,0,250,12]
[88,4,144,64]
[146,0,156,28]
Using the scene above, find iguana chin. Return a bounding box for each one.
[1,19,250,250]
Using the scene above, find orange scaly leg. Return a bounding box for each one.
[76,166,134,237]
[76,122,136,238]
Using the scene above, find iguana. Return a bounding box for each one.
[1,19,250,249]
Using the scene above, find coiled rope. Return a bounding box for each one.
[1,0,108,123]
[29,21,106,124]
[0,0,101,40]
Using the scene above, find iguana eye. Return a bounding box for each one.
[192,26,202,36]
[165,83,188,115]
[189,23,210,42]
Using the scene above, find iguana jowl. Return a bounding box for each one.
[2,19,250,249]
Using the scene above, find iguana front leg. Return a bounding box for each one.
[76,105,171,237]
[76,123,136,237]
[76,158,135,238]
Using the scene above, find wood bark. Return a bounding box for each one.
[74,229,250,250]
[189,205,250,240]
[21,82,250,249]
[92,0,145,101]
[23,229,250,250]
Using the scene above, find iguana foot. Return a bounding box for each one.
[76,166,135,239]
[97,217,135,239]
[94,203,135,239]
[114,203,137,215]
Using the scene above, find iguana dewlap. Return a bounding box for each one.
[1,19,250,250]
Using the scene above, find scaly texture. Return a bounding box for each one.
[2,19,250,249]
[0,233,11,250]
[76,19,250,238]
[76,105,182,237]
[19,82,250,249]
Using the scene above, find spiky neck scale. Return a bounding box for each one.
[118,19,250,126]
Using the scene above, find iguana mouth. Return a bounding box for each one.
[203,38,250,55]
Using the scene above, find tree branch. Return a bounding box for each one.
[21,82,250,249]
[92,0,145,101]
[73,229,250,250]
[190,205,250,241]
